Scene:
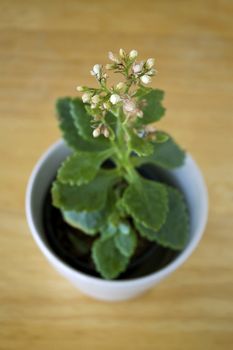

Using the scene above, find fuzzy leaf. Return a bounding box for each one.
[52,169,118,212]
[56,98,104,152]
[62,191,116,235]
[92,236,129,279]
[137,134,185,169]
[58,149,113,186]
[56,97,106,152]
[70,98,110,148]
[122,177,168,231]
[154,131,169,143]
[134,86,153,98]
[129,130,154,157]
[134,187,189,249]
[137,89,166,125]
[114,223,137,257]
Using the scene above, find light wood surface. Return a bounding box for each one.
[0,0,233,349]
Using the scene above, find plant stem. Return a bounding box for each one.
[110,107,138,183]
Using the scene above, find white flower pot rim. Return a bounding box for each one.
[26,139,208,289]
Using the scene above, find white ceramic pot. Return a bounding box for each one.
[26,140,208,301]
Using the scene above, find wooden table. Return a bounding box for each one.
[1,0,232,349]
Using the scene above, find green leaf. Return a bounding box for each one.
[134,86,153,98]
[56,97,80,150]
[62,191,116,235]
[128,130,154,157]
[70,98,109,148]
[137,134,185,169]
[114,223,137,257]
[137,89,166,125]
[92,236,129,279]
[134,187,189,249]
[56,98,103,152]
[100,222,118,239]
[57,149,113,186]
[154,131,169,143]
[122,177,168,231]
[52,169,118,212]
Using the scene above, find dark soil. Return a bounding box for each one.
[43,164,180,280]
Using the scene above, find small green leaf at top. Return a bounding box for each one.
[154,131,169,143]
[114,223,137,257]
[133,86,153,99]
[128,130,154,157]
[122,177,168,231]
[136,133,185,169]
[137,89,166,125]
[57,149,113,186]
[52,169,118,212]
[92,236,129,279]
[134,186,189,250]
[150,136,185,169]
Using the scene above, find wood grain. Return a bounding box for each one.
[0,0,232,349]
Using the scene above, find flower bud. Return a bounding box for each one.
[146,58,154,69]
[110,94,121,105]
[76,86,84,92]
[103,101,111,110]
[82,92,91,103]
[129,49,138,60]
[93,127,100,138]
[140,74,152,84]
[116,82,125,91]
[119,48,126,58]
[137,110,143,118]
[103,126,110,138]
[91,94,100,104]
[132,61,144,74]
[90,64,102,78]
[147,68,157,75]
[145,125,157,133]
[108,51,119,63]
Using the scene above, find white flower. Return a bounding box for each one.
[108,51,119,63]
[132,61,144,74]
[146,58,154,69]
[129,50,138,60]
[140,75,152,84]
[91,95,100,104]
[93,127,100,138]
[123,99,136,112]
[110,94,121,105]
[91,64,102,78]
[82,92,91,103]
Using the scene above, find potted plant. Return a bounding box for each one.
[26,49,208,301]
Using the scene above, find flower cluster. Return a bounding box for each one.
[76,49,157,138]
